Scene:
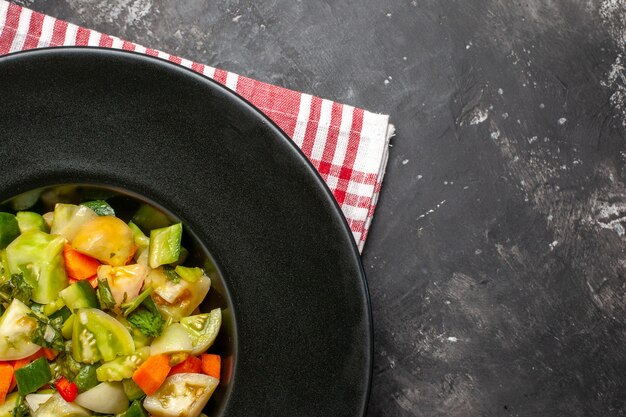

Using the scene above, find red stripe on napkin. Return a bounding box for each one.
[0,1,391,251]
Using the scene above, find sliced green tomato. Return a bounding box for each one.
[150,323,193,356]
[50,204,98,243]
[148,268,211,322]
[16,211,47,233]
[74,382,129,414]
[97,264,149,309]
[0,299,40,360]
[180,308,222,356]
[33,392,90,417]
[6,230,68,304]
[149,223,182,268]
[25,393,53,413]
[0,392,18,417]
[143,373,219,417]
[72,308,135,364]
[96,347,150,382]
[72,216,135,267]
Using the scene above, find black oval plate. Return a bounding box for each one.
[0,48,372,417]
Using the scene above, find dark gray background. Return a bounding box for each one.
[13,0,626,415]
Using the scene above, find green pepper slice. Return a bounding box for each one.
[74,364,99,393]
[15,357,52,395]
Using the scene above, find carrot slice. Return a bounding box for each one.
[132,354,171,395]
[168,355,202,376]
[13,350,44,369]
[42,348,58,361]
[0,363,13,404]
[68,276,99,288]
[200,354,221,380]
[63,244,100,280]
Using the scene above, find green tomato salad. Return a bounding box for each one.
[0,197,223,417]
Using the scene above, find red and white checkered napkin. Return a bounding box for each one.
[0,1,392,252]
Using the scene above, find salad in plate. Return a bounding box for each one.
[0,199,222,417]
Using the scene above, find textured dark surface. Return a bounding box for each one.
[0,48,371,417]
[10,0,626,415]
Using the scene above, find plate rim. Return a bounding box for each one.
[0,46,374,416]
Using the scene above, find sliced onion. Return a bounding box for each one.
[150,323,193,356]
[25,393,52,413]
[74,382,129,414]
[33,393,90,417]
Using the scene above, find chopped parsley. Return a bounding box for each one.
[30,314,66,351]
[12,395,29,417]
[96,278,116,310]
[0,274,32,304]
[122,287,154,317]
[50,344,82,380]
[127,296,163,338]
